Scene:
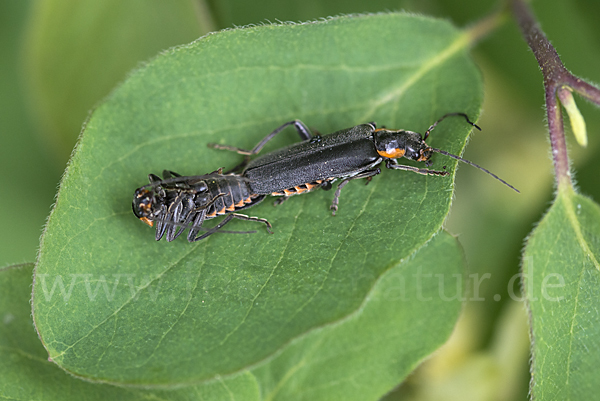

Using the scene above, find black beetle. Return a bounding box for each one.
[210,113,518,214]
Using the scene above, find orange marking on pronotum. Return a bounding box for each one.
[377,148,405,159]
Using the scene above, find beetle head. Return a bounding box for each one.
[373,129,432,162]
[132,173,212,228]
[132,187,157,227]
[370,117,519,193]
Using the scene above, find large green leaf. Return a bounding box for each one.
[6,231,463,400]
[524,186,600,399]
[24,0,206,159]
[248,231,465,400]
[1,264,260,400]
[33,13,481,386]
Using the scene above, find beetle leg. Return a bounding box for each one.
[154,204,168,241]
[162,170,182,179]
[148,173,162,184]
[208,120,312,156]
[248,120,313,154]
[165,194,186,242]
[385,159,449,176]
[187,209,207,241]
[330,168,381,216]
[171,197,195,241]
[190,213,272,242]
[273,196,290,206]
[210,119,312,155]
[320,181,333,191]
[230,213,273,234]
[208,120,313,173]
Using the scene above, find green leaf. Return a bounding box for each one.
[33,13,481,387]
[250,231,465,400]
[6,232,463,400]
[24,0,206,160]
[0,263,260,400]
[523,186,600,399]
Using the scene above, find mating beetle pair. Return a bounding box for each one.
[132,169,270,242]
[132,113,518,242]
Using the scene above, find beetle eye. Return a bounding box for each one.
[404,146,419,160]
[418,148,433,161]
[132,202,143,218]
[132,189,153,218]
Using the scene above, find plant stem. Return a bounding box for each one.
[509,0,600,188]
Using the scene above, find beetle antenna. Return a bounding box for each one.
[430,148,520,193]
[424,113,481,141]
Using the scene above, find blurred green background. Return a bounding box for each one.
[1,0,599,399]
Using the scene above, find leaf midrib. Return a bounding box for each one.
[358,29,471,122]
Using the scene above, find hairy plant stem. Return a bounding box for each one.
[510,0,600,189]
